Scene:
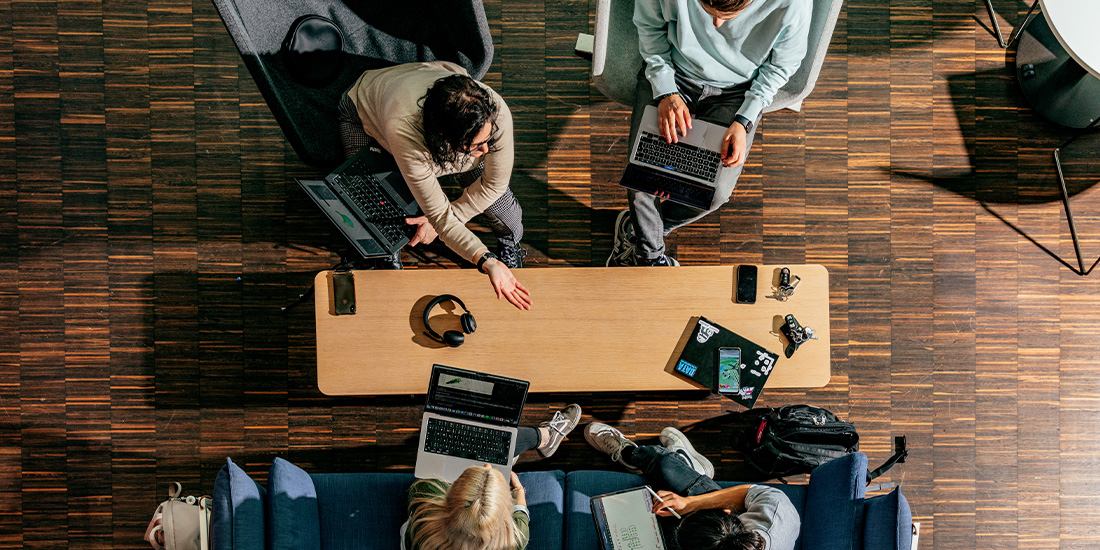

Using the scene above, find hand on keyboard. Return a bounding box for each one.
[721,122,748,167]
[658,94,692,144]
[406,216,438,246]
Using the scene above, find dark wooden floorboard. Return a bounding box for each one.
[2,0,1100,548]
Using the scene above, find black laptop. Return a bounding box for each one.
[295,143,420,258]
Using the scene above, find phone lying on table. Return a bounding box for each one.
[717,347,741,395]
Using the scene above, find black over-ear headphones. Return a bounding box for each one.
[423,294,477,347]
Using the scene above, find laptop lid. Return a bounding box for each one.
[628,104,728,187]
[424,364,530,427]
[294,178,389,257]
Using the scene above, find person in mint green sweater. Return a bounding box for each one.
[607,0,811,267]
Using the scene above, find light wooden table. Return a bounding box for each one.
[313,265,830,395]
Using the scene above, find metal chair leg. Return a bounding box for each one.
[1053,117,1100,276]
[983,0,1040,49]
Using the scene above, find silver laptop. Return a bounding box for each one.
[414,365,530,482]
[620,104,730,209]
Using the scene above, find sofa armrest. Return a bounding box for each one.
[801,452,868,550]
[591,0,643,105]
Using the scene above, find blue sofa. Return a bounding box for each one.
[212,453,912,550]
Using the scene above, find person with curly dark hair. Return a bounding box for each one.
[339,62,530,310]
[586,422,800,550]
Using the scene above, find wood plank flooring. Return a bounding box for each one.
[2,0,1100,548]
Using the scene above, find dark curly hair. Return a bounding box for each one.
[701,0,753,15]
[419,74,500,168]
[675,509,765,550]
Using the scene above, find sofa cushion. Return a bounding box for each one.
[861,487,912,550]
[565,470,648,550]
[517,471,566,550]
[307,470,564,550]
[212,457,267,550]
[802,453,867,550]
[311,472,415,550]
[267,457,321,550]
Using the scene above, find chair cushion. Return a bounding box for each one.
[266,457,322,550]
[860,488,912,550]
[212,457,267,550]
[311,472,416,550]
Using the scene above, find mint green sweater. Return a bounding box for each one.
[634,0,811,121]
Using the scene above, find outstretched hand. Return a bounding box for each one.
[484,260,532,310]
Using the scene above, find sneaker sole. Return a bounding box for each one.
[660,427,714,478]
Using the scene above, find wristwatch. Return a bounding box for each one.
[477,251,499,273]
[733,114,754,134]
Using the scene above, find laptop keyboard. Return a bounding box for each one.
[332,173,412,245]
[424,417,512,465]
[635,131,721,183]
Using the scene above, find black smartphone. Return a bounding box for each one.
[332,271,356,315]
[717,347,741,395]
[735,264,757,304]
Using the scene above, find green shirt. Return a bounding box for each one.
[402,478,530,550]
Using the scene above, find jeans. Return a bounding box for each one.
[628,444,721,497]
[626,71,760,260]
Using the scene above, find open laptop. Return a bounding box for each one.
[414,365,531,482]
[620,104,730,209]
[295,143,420,258]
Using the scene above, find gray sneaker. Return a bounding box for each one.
[606,210,639,267]
[538,404,582,458]
[584,422,641,474]
[660,427,714,478]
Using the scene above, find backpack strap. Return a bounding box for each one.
[866,435,908,483]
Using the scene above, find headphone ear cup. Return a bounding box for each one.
[461,313,477,334]
[443,330,465,347]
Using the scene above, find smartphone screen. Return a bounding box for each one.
[717,347,741,394]
[735,265,757,304]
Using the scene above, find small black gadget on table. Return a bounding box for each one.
[332,271,356,315]
[423,294,477,347]
[735,264,757,304]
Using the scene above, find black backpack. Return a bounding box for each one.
[731,404,907,482]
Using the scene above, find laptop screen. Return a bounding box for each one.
[425,365,529,426]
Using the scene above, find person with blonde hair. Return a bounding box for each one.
[401,404,582,550]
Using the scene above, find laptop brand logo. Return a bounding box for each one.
[696,320,719,343]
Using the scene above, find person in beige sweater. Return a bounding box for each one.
[338,62,531,310]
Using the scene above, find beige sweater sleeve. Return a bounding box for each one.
[387,125,492,264]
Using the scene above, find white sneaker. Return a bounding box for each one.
[537,404,582,458]
[660,427,714,478]
[584,422,641,474]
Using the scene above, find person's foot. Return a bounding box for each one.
[606,210,639,267]
[643,254,679,267]
[372,252,403,270]
[537,404,583,458]
[584,422,641,474]
[497,244,527,269]
[660,427,714,478]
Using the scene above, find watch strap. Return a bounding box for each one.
[733,114,754,133]
[477,251,499,273]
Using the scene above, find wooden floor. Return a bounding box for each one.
[3,0,1100,548]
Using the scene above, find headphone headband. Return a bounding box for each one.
[423,294,471,343]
